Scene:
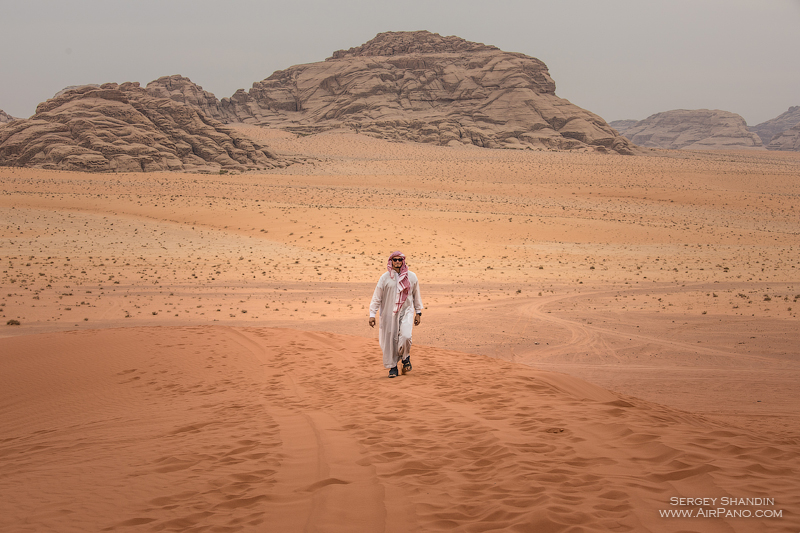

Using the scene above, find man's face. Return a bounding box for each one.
[392,257,404,271]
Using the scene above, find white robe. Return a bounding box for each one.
[369,270,424,369]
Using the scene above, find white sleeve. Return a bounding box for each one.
[369,277,383,317]
[412,275,423,313]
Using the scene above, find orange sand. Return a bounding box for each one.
[1,130,799,531]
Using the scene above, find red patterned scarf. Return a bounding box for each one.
[387,251,410,314]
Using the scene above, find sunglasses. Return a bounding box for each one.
[391,257,404,262]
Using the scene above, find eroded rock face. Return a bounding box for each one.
[767,122,800,151]
[749,106,800,146]
[0,83,282,172]
[218,31,633,154]
[146,75,227,122]
[619,109,763,150]
[608,120,638,135]
[329,30,499,58]
[54,84,100,98]
[0,110,15,123]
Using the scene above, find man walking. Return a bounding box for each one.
[369,251,423,378]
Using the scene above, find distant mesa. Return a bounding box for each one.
[0,82,284,172]
[749,106,800,147]
[0,109,16,123]
[608,120,637,134]
[766,121,800,151]
[214,31,634,154]
[614,107,800,152]
[611,109,763,150]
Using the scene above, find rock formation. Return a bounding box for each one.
[608,120,638,135]
[749,106,800,146]
[618,109,763,150]
[329,30,499,58]
[1,31,638,170]
[766,122,800,151]
[54,84,100,98]
[0,83,283,172]
[0,110,15,123]
[145,75,227,123]
[216,31,633,154]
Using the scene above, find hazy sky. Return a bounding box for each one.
[1,0,798,125]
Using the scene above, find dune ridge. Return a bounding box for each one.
[1,326,797,532]
[1,129,799,531]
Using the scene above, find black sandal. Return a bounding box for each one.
[388,366,399,378]
[402,356,412,374]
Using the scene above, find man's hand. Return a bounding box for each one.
[369,317,376,328]
[414,314,421,326]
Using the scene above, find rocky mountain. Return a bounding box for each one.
[1,30,637,171]
[145,75,226,123]
[608,120,637,135]
[749,106,800,146]
[766,122,800,151]
[0,110,15,123]
[215,31,633,154]
[0,83,283,172]
[616,109,763,150]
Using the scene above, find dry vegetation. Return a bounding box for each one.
[2,129,799,436]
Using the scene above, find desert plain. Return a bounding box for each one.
[1,128,799,532]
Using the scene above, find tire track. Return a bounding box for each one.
[226,327,387,532]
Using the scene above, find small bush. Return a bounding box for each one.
[7,319,20,326]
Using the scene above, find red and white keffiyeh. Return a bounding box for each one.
[387,251,410,314]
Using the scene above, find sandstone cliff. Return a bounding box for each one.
[0,83,283,172]
[749,106,800,146]
[145,75,227,123]
[618,109,763,150]
[766,122,800,151]
[0,110,15,123]
[217,31,633,154]
[1,31,636,168]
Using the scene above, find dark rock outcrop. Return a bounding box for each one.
[217,31,633,154]
[0,83,282,172]
[618,109,763,150]
[749,106,800,146]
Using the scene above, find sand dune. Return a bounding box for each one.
[2,130,800,530]
[2,326,797,532]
